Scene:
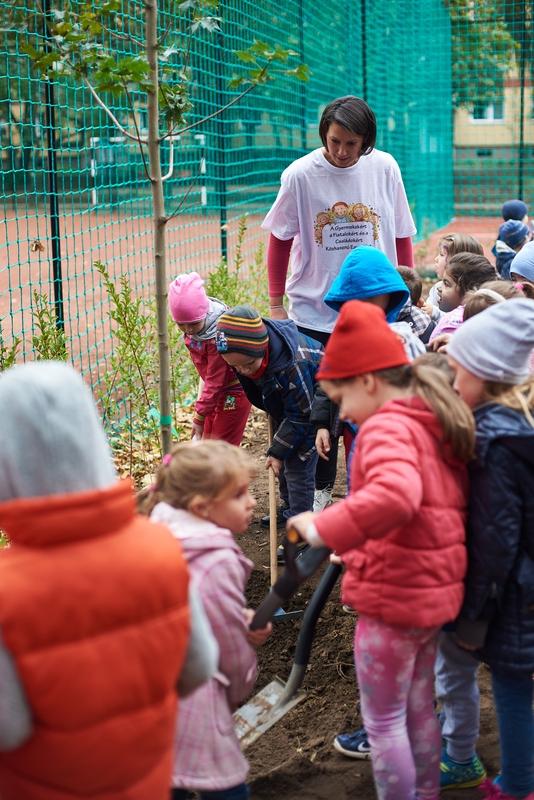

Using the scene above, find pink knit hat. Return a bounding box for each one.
[168,272,209,324]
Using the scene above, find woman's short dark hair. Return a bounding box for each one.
[446,253,497,297]
[319,96,376,155]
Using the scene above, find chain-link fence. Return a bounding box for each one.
[0,0,532,390]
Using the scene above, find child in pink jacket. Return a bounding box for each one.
[145,440,271,800]
[168,273,251,444]
[290,301,475,800]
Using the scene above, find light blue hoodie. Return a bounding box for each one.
[324,245,409,322]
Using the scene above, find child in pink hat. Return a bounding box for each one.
[168,272,250,444]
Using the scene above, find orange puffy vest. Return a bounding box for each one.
[0,480,189,800]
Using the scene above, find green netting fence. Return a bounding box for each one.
[0,0,532,405]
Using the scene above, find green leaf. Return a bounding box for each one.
[285,63,311,81]
[235,49,257,64]
[228,75,247,89]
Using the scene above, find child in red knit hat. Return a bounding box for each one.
[290,300,475,800]
[168,272,251,445]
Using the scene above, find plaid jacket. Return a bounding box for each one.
[238,318,323,460]
[397,298,435,344]
[150,503,257,792]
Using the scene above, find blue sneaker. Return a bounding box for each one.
[333,727,371,760]
[440,750,486,790]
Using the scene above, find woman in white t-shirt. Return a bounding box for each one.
[262,96,416,520]
[263,95,416,341]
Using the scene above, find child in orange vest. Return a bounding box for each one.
[290,301,475,800]
[144,440,271,800]
[0,361,216,800]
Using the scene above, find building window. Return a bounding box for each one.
[472,97,504,121]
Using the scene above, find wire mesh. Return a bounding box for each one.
[0,0,532,396]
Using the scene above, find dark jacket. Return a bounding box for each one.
[237,319,323,461]
[492,240,516,280]
[458,403,534,673]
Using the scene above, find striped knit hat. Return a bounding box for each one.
[215,305,269,358]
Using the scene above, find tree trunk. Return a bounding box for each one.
[145,0,171,454]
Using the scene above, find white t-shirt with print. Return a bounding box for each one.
[262,147,416,332]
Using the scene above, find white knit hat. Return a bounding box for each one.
[510,241,534,282]
[448,298,534,384]
[0,361,116,501]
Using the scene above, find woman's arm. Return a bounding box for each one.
[267,234,293,319]
[396,236,414,268]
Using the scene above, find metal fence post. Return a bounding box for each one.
[43,0,65,331]
[215,23,228,263]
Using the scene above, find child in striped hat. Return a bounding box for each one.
[216,304,323,526]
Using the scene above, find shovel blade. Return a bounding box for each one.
[234,677,306,749]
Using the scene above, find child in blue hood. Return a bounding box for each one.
[312,247,425,471]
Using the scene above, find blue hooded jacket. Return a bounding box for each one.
[324,246,409,322]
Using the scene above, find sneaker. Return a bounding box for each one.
[313,487,333,512]
[478,779,534,799]
[260,506,287,528]
[440,751,486,790]
[333,727,371,760]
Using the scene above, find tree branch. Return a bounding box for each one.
[165,168,200,222]
[123,81,152,181]
[81,74,148,143]
[159,75,262,141]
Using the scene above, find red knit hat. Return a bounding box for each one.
[317,300,409,380]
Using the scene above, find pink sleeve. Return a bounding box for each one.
[267,234,293,299]
[194,340,234,423]
[201,556,257,710]
[315,417,423,553]
[396,237,414,268]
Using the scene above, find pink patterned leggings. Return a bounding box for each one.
[355,614,441,800]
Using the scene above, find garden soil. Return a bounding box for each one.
[239,410,500,800]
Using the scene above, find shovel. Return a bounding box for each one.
[234,533,342,748]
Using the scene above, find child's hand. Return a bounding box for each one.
[191,421,203,440]
[243,608,272,647]
[329,552,343,565]
[287,511,318,543]
[421,300,434,317]
[429,333,451,353]
[315,428,331,460]
[265,455,282,476]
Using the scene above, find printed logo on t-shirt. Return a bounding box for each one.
[314,201,380,252]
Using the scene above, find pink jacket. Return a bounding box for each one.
[150,503,256,792]
[429,304,464,342]
[186,336,243,425]
[315,397,468,628]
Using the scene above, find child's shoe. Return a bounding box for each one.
[440,751,486,790]
[260,503,288,528]
[313,487,333,512]
[333,727,371,759]
[479,779,534,799]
